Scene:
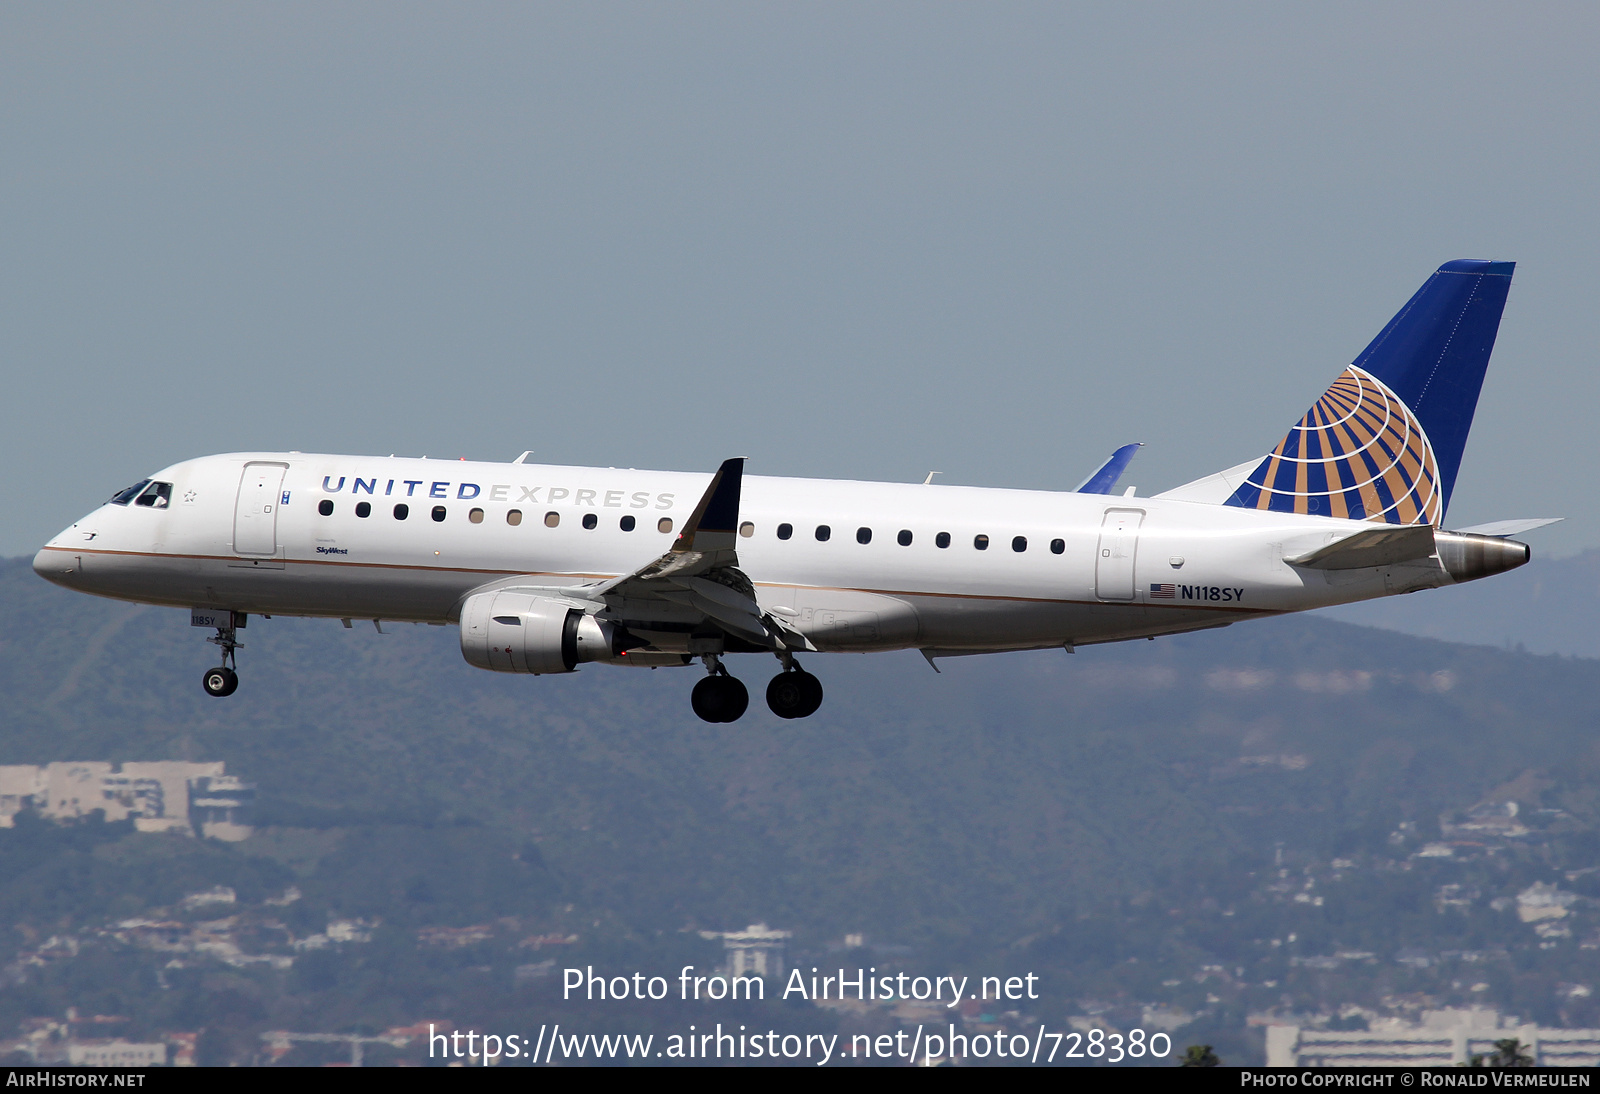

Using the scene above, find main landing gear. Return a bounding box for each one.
[689,653,824,723]
[202,613,243,698]
[691,656,749,723]
[766,658,823,720]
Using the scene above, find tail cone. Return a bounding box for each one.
[1435,531,1530,584]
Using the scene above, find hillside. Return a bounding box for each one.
[3,555,1600,1061]
[1323,546,1600,658]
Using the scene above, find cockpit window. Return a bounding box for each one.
[108,479,151,506]
[133,482,173,509]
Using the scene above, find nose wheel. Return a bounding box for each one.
[202,614,243,698]
[202,666,239,697]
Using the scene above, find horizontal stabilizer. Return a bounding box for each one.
[1452,518,1563,538]
[1075,443,1143,494]
[1286,524,1436,570]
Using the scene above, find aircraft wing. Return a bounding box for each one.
[486,458,813,651]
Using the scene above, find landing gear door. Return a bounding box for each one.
[1095,508,1145,600]
[234,462,289,556]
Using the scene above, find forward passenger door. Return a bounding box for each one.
[234,463,288,557]
[1094,508,1144,600]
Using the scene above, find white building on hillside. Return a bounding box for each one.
[0,761,253,840]
[1266,1008,1600,1067]
[700,923,792,978]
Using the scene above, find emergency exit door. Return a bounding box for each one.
[1094,508,1144,600]
[234,463,288,556]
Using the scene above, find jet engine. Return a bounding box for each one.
[459,590,621,674]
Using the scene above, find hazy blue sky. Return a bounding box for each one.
[4,4,1597,559]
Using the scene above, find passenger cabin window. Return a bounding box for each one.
[545,511,561,528]
[582,513,597,529]
[469,508,484,524]
[856,527,872,544]
[507,509,523,526]
[739,521,755,538]
[1050,538,1065,554]
[318,500,334,516]
[777,523,793,540]
[620,515,635,531]
[394,503,409,520]
[134,482,173,509]
[658,517,673,533]
[1012,536,1027,553]
[935,532,951,549]
[355,502,371,518]
[897,530,913,546]
[815,524,831,542]
[431,506,447,522]
[974,534,989,551]
[108,479,152,506]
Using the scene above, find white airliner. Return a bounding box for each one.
[34,261,1553,722]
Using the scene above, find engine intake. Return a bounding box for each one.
[459,590,619,674]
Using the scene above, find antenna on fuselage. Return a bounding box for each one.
[513,451,532,464]
[923,471,942,485]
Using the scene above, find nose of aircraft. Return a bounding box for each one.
[33,521,87,588]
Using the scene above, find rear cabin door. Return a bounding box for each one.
[234,463,288,556]
[1094,508,1145,600]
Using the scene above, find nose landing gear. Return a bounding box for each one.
[690,654,749,723]
[202,614,243,697]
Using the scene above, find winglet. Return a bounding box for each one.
[1076,443,1143,494]
[673,458,745,554]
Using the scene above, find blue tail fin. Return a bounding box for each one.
[1225,260,1514,525]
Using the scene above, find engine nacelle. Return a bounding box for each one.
[459,590,619,674]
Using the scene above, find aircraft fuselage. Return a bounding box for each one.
[33,451,1499,657]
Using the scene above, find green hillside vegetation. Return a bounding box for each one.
[2,556,1600,1063]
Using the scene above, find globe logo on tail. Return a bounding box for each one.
[1227,366,1442,526]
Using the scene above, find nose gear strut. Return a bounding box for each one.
[202,613,243,697]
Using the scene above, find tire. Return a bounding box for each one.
[794,671,823,718]
[202,666,238,698]
[766,672,809,719]
[718,675,749,722]
[691,675,749,723]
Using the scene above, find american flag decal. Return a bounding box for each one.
[1150,583,1175,599]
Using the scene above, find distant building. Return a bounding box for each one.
[66,1041,167,1067]
[0,761,253,840]
[1266,1008,1600,1066]
[699,923,791,979]
[180,887,237,910]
